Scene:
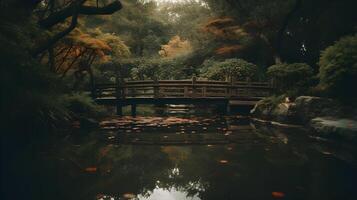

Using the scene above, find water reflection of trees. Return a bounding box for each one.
[32,121,357,200]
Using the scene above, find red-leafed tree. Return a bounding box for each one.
[2,0,122,56]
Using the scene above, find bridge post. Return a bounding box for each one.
[153,77,159,98]
[115,67,125,116]
[202,86,207,97]
[116,104,123,116]
[192,76,197,98]
[184,86,189,97]
[226,103,231,114]
[228,77,235,98]
[131,104,137,117]
[246,77,251,97]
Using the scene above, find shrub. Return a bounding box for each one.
[1,21,72,139]
[62,93,104,116]
[318,35,357,100]
[202,58,259,81]
[129,56,197,81]
[267,63,314,96]
[250,95,286,117]
[130,59,161,80]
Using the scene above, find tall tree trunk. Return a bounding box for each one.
[275,0,303,63]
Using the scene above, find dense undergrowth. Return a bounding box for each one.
[1,0,356,144]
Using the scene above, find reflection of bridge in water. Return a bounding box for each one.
[94,78,272,116]
[100,116,261,145]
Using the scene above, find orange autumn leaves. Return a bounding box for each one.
[84,167,97,173]
[71,31,111,52]
[53,28,130,75]
[215,45,244,56]
[272,191,285,198]
[203,17,247,56]
[203,17,267,57]
[157,17,266,57]
[204,17,248,40]
[159,35,192,58]
[52,29,110,74]
[158,18,248,57]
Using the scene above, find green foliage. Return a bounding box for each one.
[260,95,287,106]
[267,63,314,96]
[318,35,357,100]
[251,95,288,122]
[201,58,259,81]
[129,58,159,80]
[157,0,213,48]
[88,0,171,57]
[128,55,197,80]
[62,93,103,115]
[157,55,197,80]
[0,19,71,138]
[90,28,131,59]
[256,95,287,112]
[0,14,103,139]
[204,0,357,67]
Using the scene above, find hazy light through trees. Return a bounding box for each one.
[148,0,207,6]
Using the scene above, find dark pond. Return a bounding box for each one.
[4,106,357,200]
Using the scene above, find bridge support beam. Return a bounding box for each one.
[226,103,231,114]
[116,104,123,116]
[131,104,137,117]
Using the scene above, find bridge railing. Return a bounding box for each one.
[94,79,272,100]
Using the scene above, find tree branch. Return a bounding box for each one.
[55,45,73,72]
[39,0,122,29]
[60,48,87,79]
[275,0,303,62]
[32,9,78,56]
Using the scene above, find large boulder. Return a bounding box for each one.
[271,103,298,123]
[251,96,357,142]
[251,98,298,124]
[311,117,357,142]
[293,96,341,123]
[251,96,347,125]
[250,100,275,120]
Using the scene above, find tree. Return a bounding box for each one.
[203,0,301,64]
[156,0,212,47]
[159,36,192,58]
[88,0,170,57]
[47,27,130,90]
[0,0,124,137]
[2,0,123,56]
[267,63,314,96]
[201,58,259,81]
[203,0,357,67]
[130,59,160,80]
[318,35,357,100]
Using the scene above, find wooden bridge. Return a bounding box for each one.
[94,78,272,116]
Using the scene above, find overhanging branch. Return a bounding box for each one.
[33,1,122,56]
[32,9,78,56]
[39,0,122,29]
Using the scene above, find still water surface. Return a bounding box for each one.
[9,109,357,200]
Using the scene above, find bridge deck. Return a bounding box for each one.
[96,97,263,106]
[93,79,271,115]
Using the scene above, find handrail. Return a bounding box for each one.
[94,79,272,99]
[95,82,270,87]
